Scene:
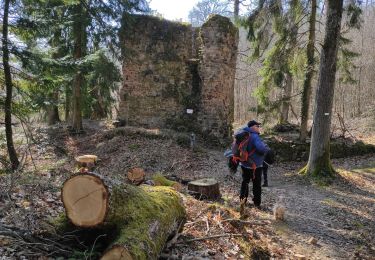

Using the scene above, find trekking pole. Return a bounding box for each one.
[263,161,271,167]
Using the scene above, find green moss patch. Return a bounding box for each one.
[201,15,237,36]
[53,184,185,259]
[266,135,375,162]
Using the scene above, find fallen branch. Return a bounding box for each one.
[222,218,270,226]
[0,224,75,257]
[165,219,185,249]
[336,112,357,141]
[180,233,243,243]
[184,219,206,226]
[205,217,210,235]
[0,122,18,125]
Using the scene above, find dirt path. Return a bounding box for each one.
[49,126,375,259]
[212,151,375,259]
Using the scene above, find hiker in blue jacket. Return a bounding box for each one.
[238,120,270,209]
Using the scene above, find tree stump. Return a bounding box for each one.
[187,178,221,200]
[127,168,145,185]
[61,173,186,259]
[75,154,98,169]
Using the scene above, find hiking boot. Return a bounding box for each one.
[262,182,268,187]
[240,198,247,216]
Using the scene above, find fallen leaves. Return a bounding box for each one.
[1,123,374,259]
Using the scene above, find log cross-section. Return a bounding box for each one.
[62,173,109,227]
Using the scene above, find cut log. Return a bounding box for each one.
[62,173,109,227]
[187,178,221,200]
[101,185,185,259]
[127,167,145,185]
[61,173,186,259]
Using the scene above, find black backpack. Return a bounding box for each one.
[264,149,275,165]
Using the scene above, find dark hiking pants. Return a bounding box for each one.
[263,162,268,184]
[240,166,262,206]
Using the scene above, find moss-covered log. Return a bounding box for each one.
[101,185,185,259]
[61,173,186,259]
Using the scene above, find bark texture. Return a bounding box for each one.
[234,0,240,19]
[279,72,292,123]
[46,91,61,125]
[188,178,221,200]
[306,0,344,176]
[61,173,186,259]
[46,28,62,125]
[300,0,317,141]
[2,0,19,170]
[71,2,86,132]
[101,184,185,259]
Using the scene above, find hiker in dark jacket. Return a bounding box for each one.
[238,120,270,208]
[262,149,275,187]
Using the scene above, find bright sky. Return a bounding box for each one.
[149,0,200,22]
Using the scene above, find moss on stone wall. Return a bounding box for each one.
[120,14,238,141]
[265,136,375,162]
[201,14,238,36]
[122,14,192,63]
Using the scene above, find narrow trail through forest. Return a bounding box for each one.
[209,149,375,259]
[76,125,375,259]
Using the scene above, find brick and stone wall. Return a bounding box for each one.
[198,15,238,139]
[119,14,238,140]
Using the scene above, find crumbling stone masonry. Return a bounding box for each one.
[119,14,238,139]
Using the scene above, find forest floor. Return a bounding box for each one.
[0,120,374,259]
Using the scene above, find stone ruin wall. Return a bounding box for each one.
[119,15,238,139]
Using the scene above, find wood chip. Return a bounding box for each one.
[294,254,306,260]
[308,237,318,245]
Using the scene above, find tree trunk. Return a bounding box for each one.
[2,0,19,171]
[234,0,240,19]
[46,91,61,125]
[279,72,292,124]
[300,0,317,141]
[279,0,298,125]
[356,15,365,116]
[65,87,71,122]
[61,173,186,259]
[46,28,62,125]
[304,0,344,177]
[72,72,83,131]
[356,66,362,116]
[71,3,86,132]
[91,87,107,119]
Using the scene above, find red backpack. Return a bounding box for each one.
[230,131,256,174]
